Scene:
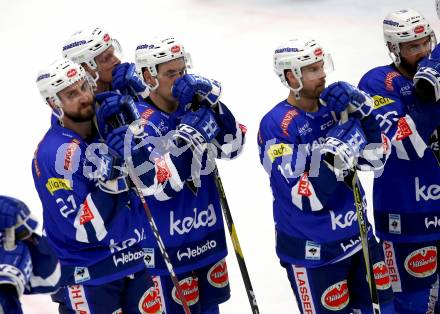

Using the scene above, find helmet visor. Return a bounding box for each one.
[94,39,123,72]
[400,35,434,57]
[301,54,334,81]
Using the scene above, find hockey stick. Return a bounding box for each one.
[212,165,260,314]
[340,111,380,314]
[4,227,15,251]
[186,95,260,313]
[104,88,192,314]
[131,183,192,314]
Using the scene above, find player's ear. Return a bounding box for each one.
[142,68,155,86]
[286,70,300,89]
[81,63,97,79]
[47,97,56,110]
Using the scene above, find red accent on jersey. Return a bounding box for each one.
[208,260,229,288]
[384,71,401,91]
[396,117,413,140]
[405,246,437,278]
[281,109,298,136]
[80,201,95,225]
[321,281,349,310]
[298,172,312,197]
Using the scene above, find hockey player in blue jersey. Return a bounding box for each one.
[32,59,163,313]
[358,9,440,313]
[62,27,123,94]
[0,196,61,314]
[94,35,246,314]
[258,38,394,313]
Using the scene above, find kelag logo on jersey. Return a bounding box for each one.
[415,177,440,202]
[404,247,437,278]
[330,210,357,230]
[321,280,349,311]
[170,205,217,236]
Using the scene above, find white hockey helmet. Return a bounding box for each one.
[62,27,122,70]
[134,36,192,89]
[383,9,435,65]
[273,38,333,93]
[36,58,89,119]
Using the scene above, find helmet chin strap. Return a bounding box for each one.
[148,78,160,91]
[286,78,303,100]
[52,105,65,127]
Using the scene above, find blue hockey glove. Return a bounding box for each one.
[112,62,146,94]
[174,106,220,153]
[0,240,32,297]
[172,74,222,110]
[0,197,37,241]
[320,81,374,120]
[321,119,367,176]
[96,92,141,138]
[414,55,440,103]
[96,126,136,194]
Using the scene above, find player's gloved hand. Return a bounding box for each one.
[0,240,32,297]
[173,106,220,153]
[172,74,222,110]
[320,81,374,120]
[0,197,37,241]
[112,62,146,94]
[414,55,440,103]
[96,126,135,194]
[321,118,367,176]
[96,92,140,138]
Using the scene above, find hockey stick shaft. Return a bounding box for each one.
[340,111,380,314]
[350,171,381,314]
[212,166,260,314]
[133,185,191,314]
[4,227,15,251]
[110,85,192,313]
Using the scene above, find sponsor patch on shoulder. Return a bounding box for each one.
[46,178,72,195]
[267,143,293,162]
[372,95,395,109]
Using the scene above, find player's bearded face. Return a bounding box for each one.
[399,36,432,76]
[300,61,327,98]
[59,80,95,122]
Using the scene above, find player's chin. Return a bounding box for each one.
[80,106,95,121]
[315,84,326,96]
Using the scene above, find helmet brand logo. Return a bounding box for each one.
[67,69,77,78]
[103,34,110,42]
[170,45,181,53]
[314,48,323,56]
[414,25,425,34]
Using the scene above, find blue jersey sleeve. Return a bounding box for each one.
[258,110,339,212]
[359,66,431,161]
[34,132,134,247]
[211,102,246,160]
